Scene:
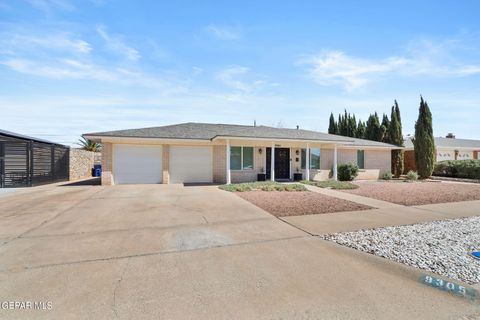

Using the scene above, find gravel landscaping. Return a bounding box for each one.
[343,181,480,206]
[323,216,480,284]
[236,191,371,217]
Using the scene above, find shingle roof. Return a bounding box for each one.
[404,137,480,150]
[84,122,398,148]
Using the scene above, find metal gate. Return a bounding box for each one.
[0,138,69,188]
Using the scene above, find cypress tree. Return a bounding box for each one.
[389,101,404,177]
[328,113,338,134]
[414,96,435,179]
[356,120,366,139]
[381,113,390,143]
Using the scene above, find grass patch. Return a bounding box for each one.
[301,180,359,190]
[219,181,307,192]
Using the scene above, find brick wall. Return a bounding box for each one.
[212,145,226,184]
[404,150,416,173]
[474,151,478,160]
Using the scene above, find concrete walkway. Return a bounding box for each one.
[304,184,404,209]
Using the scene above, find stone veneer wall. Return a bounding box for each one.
[69,148,101,181]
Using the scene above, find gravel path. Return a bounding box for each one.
[236,191,371,217]
[343,181,480,206]
[323,216,480,284]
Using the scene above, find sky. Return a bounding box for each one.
[1,0,479,145]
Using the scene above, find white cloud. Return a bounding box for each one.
[0,32,92,55]
[97,27,140,61]
[304,51,409,90]
[216,66,268,93]
[303,42,480,90]
[206,24,241,40]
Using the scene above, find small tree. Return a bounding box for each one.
[413,96,435,179]
[77,137,101,152]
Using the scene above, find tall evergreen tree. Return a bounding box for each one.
[365,113,382,141]
[328,113,338,134]
[389,101,404,177]
[414,96,435,179]
[380,113,390,143]
[394,100,403,141]
[356,120,366,139]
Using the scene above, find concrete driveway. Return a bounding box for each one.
[0,183,478,319]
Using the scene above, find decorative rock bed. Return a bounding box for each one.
[323,216,480,285]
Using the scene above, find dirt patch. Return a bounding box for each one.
[343,181,480,206]
[236,191,371,217]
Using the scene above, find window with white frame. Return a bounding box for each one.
[230,146,254,170]
[301,148,320,169]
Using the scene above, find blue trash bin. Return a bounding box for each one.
[93,164,102,177]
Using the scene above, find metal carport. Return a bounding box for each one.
[0,129,69,188]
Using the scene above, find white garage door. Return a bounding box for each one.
[169,146,213,183]
[113,144,162,184]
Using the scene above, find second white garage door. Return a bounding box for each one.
[169,146,213,183]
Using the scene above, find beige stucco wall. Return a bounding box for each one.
[162,145,170,184]
[101,142,113,185]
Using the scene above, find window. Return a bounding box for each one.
[301,148,320,169]
[357,150,365,169]
[310,148,320,169]
[230,146,254,170]
[230,147,242,170]
[242,147,253,169]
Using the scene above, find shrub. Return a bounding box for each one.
[337,163,359,181]
[433,160,480,180]
[406,170,418,181]
[382,172,393,180]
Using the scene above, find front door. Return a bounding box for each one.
[266,148,290,180]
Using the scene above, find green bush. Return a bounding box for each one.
[406,170,418,181]
[433,160,480,180]
[382,172,393,180]
[337,163,359,181]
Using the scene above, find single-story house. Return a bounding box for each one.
[404,134,480,172]
[83,122,400,185]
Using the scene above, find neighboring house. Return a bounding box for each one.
[83,123,400,186]
[404,134,480,172]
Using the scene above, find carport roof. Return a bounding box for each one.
[84,122,399,148]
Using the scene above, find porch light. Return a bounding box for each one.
[258,148,262,154]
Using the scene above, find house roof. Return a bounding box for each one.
[84,122,399,148]
[404,136,480,150]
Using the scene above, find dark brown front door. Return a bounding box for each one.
[266,148,290,180]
